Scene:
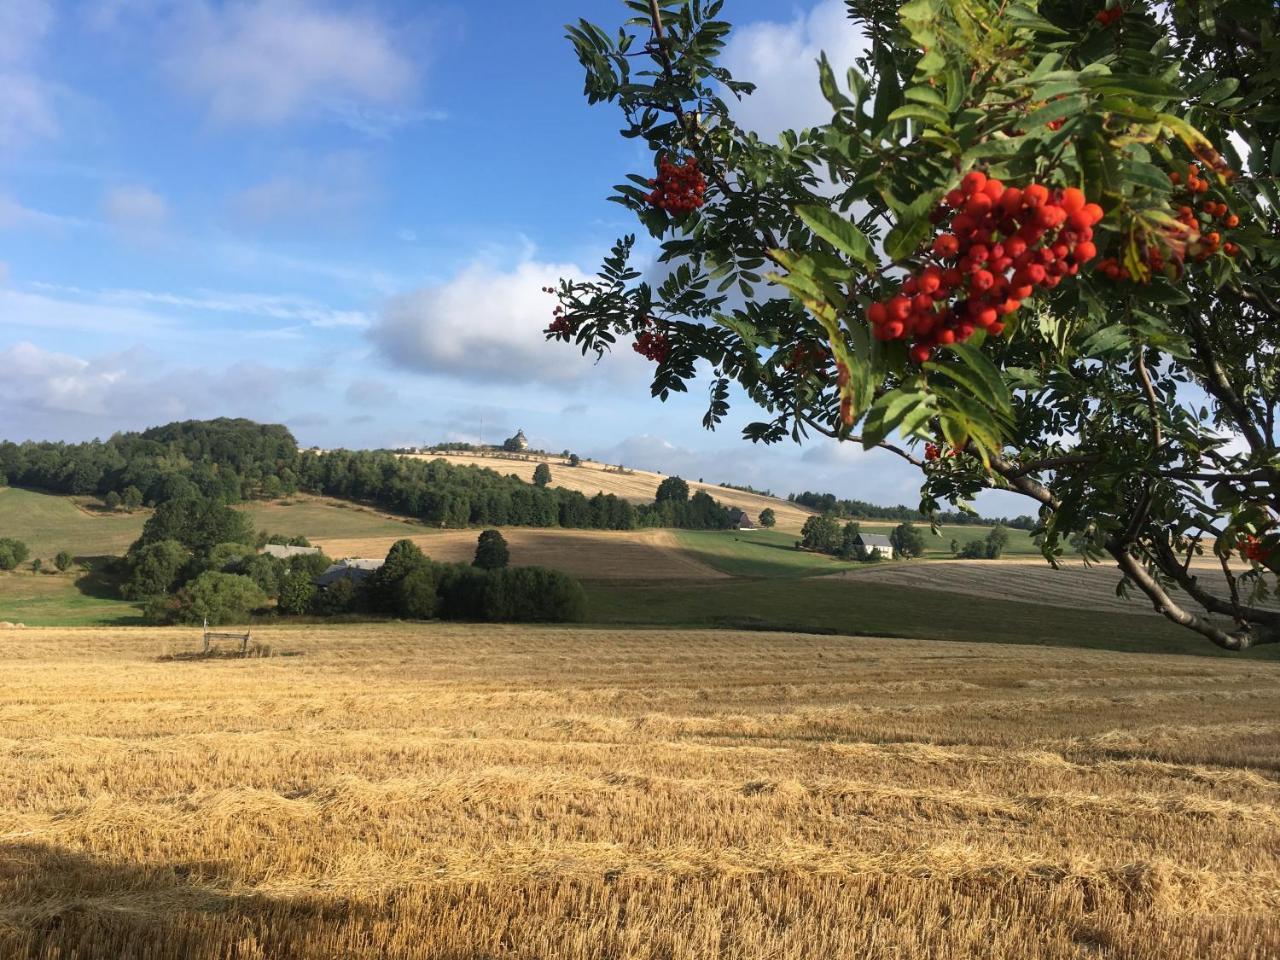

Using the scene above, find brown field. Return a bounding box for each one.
[2,624,1278,959]
[407,451,816,530]
[837,558,1278,615]
[314,527,726,580]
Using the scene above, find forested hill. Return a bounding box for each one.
[0,419,735,531]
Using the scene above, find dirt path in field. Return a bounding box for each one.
[314,527,728,581]
[826,557,1278,615]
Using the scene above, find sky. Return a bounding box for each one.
[0,0,1025,514]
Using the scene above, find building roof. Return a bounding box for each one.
[315,558,384,588]
[856,533,894,550]
[261,544,322,559]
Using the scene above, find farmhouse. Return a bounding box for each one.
[728,509,757,530]
[315,558,384,589]
[854,533,894,559]
[261,544,322,560]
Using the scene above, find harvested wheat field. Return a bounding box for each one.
[315,527,726,580]
[2,625,1279,959]
[835,558,1280,615]
[407,451,815,530]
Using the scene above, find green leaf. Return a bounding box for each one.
[795,205,878,270]
[887,103,953,130]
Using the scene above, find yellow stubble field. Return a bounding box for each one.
[1,624,1278,959]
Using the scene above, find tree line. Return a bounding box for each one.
[787,491,1035,530]
[119,497,585,625]
[0,418,737,532]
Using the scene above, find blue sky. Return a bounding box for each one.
[0,0,1025,514]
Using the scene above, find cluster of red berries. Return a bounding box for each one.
[1238,535,1271,564]
[542,286,574,337]
[1095,5,1123,26]
[864,171,1103,364]
[1095,162,1240,281]
[924,443,961,462]
[633,329,670,362]
[646,156,706,216]
[782,341,831,373]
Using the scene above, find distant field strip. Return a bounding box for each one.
[838,558,1279,615]
[408,452,816,529]
[315,528,728,580]
[1,625,1277,959]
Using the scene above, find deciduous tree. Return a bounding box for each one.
[553,0,1280,650]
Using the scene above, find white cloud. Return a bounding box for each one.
[0,194,86,231]
[102,185,169,230]
[170,0,416,126]
[227,151,372,229]
[0,0,57,149]
[371,258,646,386]
[24,281,370,330]
[0,340,320,440]
[722,0,869,139]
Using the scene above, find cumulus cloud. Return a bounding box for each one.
[371,259,644,386]
[169,0,416,126]
[0,340,319,441]
[103,185,169,230]
[721,0,869,139]
[0,0,57,149]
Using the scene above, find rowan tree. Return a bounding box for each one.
[552,0,1280,651]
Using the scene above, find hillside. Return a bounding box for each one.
[406,451,816,530]
[0,487,146,558]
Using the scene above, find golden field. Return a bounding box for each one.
[406,451,816,530]
[2,624,1278,959]
[313,527,726,580]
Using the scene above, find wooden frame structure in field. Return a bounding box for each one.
[202,618,251,656]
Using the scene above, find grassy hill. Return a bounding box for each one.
[0,487,146,559]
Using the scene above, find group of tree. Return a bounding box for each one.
[952,525,1012,560]
[0,540,78,574]
[0,418,738,533]
[798,517,924,561]
[0,538,30,571]
[788,492,1034,530]
[315,536,586,624]
[120,498,586,626]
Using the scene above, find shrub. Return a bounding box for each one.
[655,476,689,503]
[276,569,317,616]
[435,563,489,619]
[800,516,840,555]
[473,529,510,570]
[986,524,1011,560]
[533,462,552,487]
[890,522,927,559]
[54,550,74,572]
[480,566,586,622]
[311,577,357,616]
[0,538,30,571]
[396,567,438,620]
[103,490,122,511]
[240,553,285,596]
[155,572,266,626]
[121,539,188,599]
